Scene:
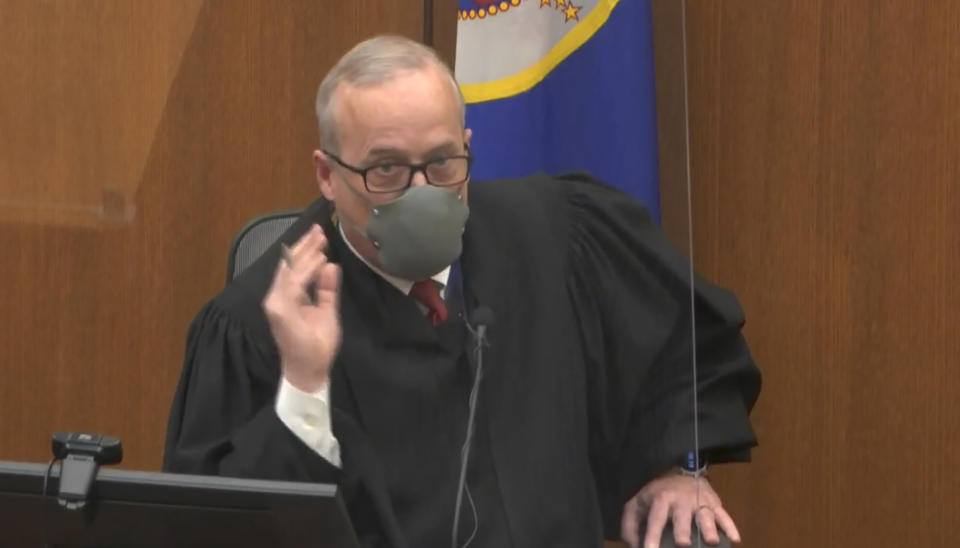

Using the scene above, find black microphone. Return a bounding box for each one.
[452,306,495,548]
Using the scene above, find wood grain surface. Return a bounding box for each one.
[0,0,423,470]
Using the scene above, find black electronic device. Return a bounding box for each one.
[0,460,359,547]
[51,431,124,509]
[657,521,732,548]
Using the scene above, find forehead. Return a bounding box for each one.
[333,66,462,155]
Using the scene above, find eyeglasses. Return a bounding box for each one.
[323,149,474,194]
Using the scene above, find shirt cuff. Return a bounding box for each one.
[275,376,342,468]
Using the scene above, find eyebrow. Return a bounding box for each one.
[364,147,407,161]
[363,140,461,163]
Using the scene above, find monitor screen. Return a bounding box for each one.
[0,460,358,547]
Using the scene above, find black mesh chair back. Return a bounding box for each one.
[226,209,302,283]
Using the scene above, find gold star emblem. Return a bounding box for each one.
[564,2,581,21]
[541,0,552,6]
[555,0,565,8]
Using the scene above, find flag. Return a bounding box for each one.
[455,0,661,221]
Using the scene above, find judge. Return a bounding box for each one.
[163,35,761,548]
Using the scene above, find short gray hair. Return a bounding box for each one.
[315,35,465,153]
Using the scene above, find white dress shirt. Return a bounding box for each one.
[275,226,450,467]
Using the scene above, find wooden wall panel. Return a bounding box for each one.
[430,0,459,69]
[0,0,204,226]
[657,2,960,547]
[651,0,690,252]
[0,0,423,471]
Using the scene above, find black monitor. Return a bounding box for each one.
[0,460,359,547]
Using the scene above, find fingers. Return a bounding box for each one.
[712,506,741,543]
[280,225,329,302]
[315,262,341,309]
[625,476,738,548]
[642,496,670,548]
[694,506,720,545]
[286,245,326,295]
[265,225,330,315]
[264,259,287,313]
[288,224,326,262]
[620,498,641,548]
[672,506,694,546]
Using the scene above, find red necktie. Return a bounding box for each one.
[409,279,448,326]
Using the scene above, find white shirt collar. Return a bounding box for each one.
[338,224,450,295]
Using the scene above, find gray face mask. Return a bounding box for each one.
[350,184,470,280]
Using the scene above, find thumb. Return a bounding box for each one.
[621,499,641,548]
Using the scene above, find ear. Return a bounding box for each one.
[463,127,473,150]
[314,150,335,201]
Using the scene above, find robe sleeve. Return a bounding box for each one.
[162,299,343,483]
[162,202,408,547]
[558,172,761,532]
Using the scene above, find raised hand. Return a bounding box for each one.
[262,224,342,392]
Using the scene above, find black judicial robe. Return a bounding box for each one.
[163,172,761,547]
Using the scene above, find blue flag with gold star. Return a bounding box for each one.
[455,0,660,221]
